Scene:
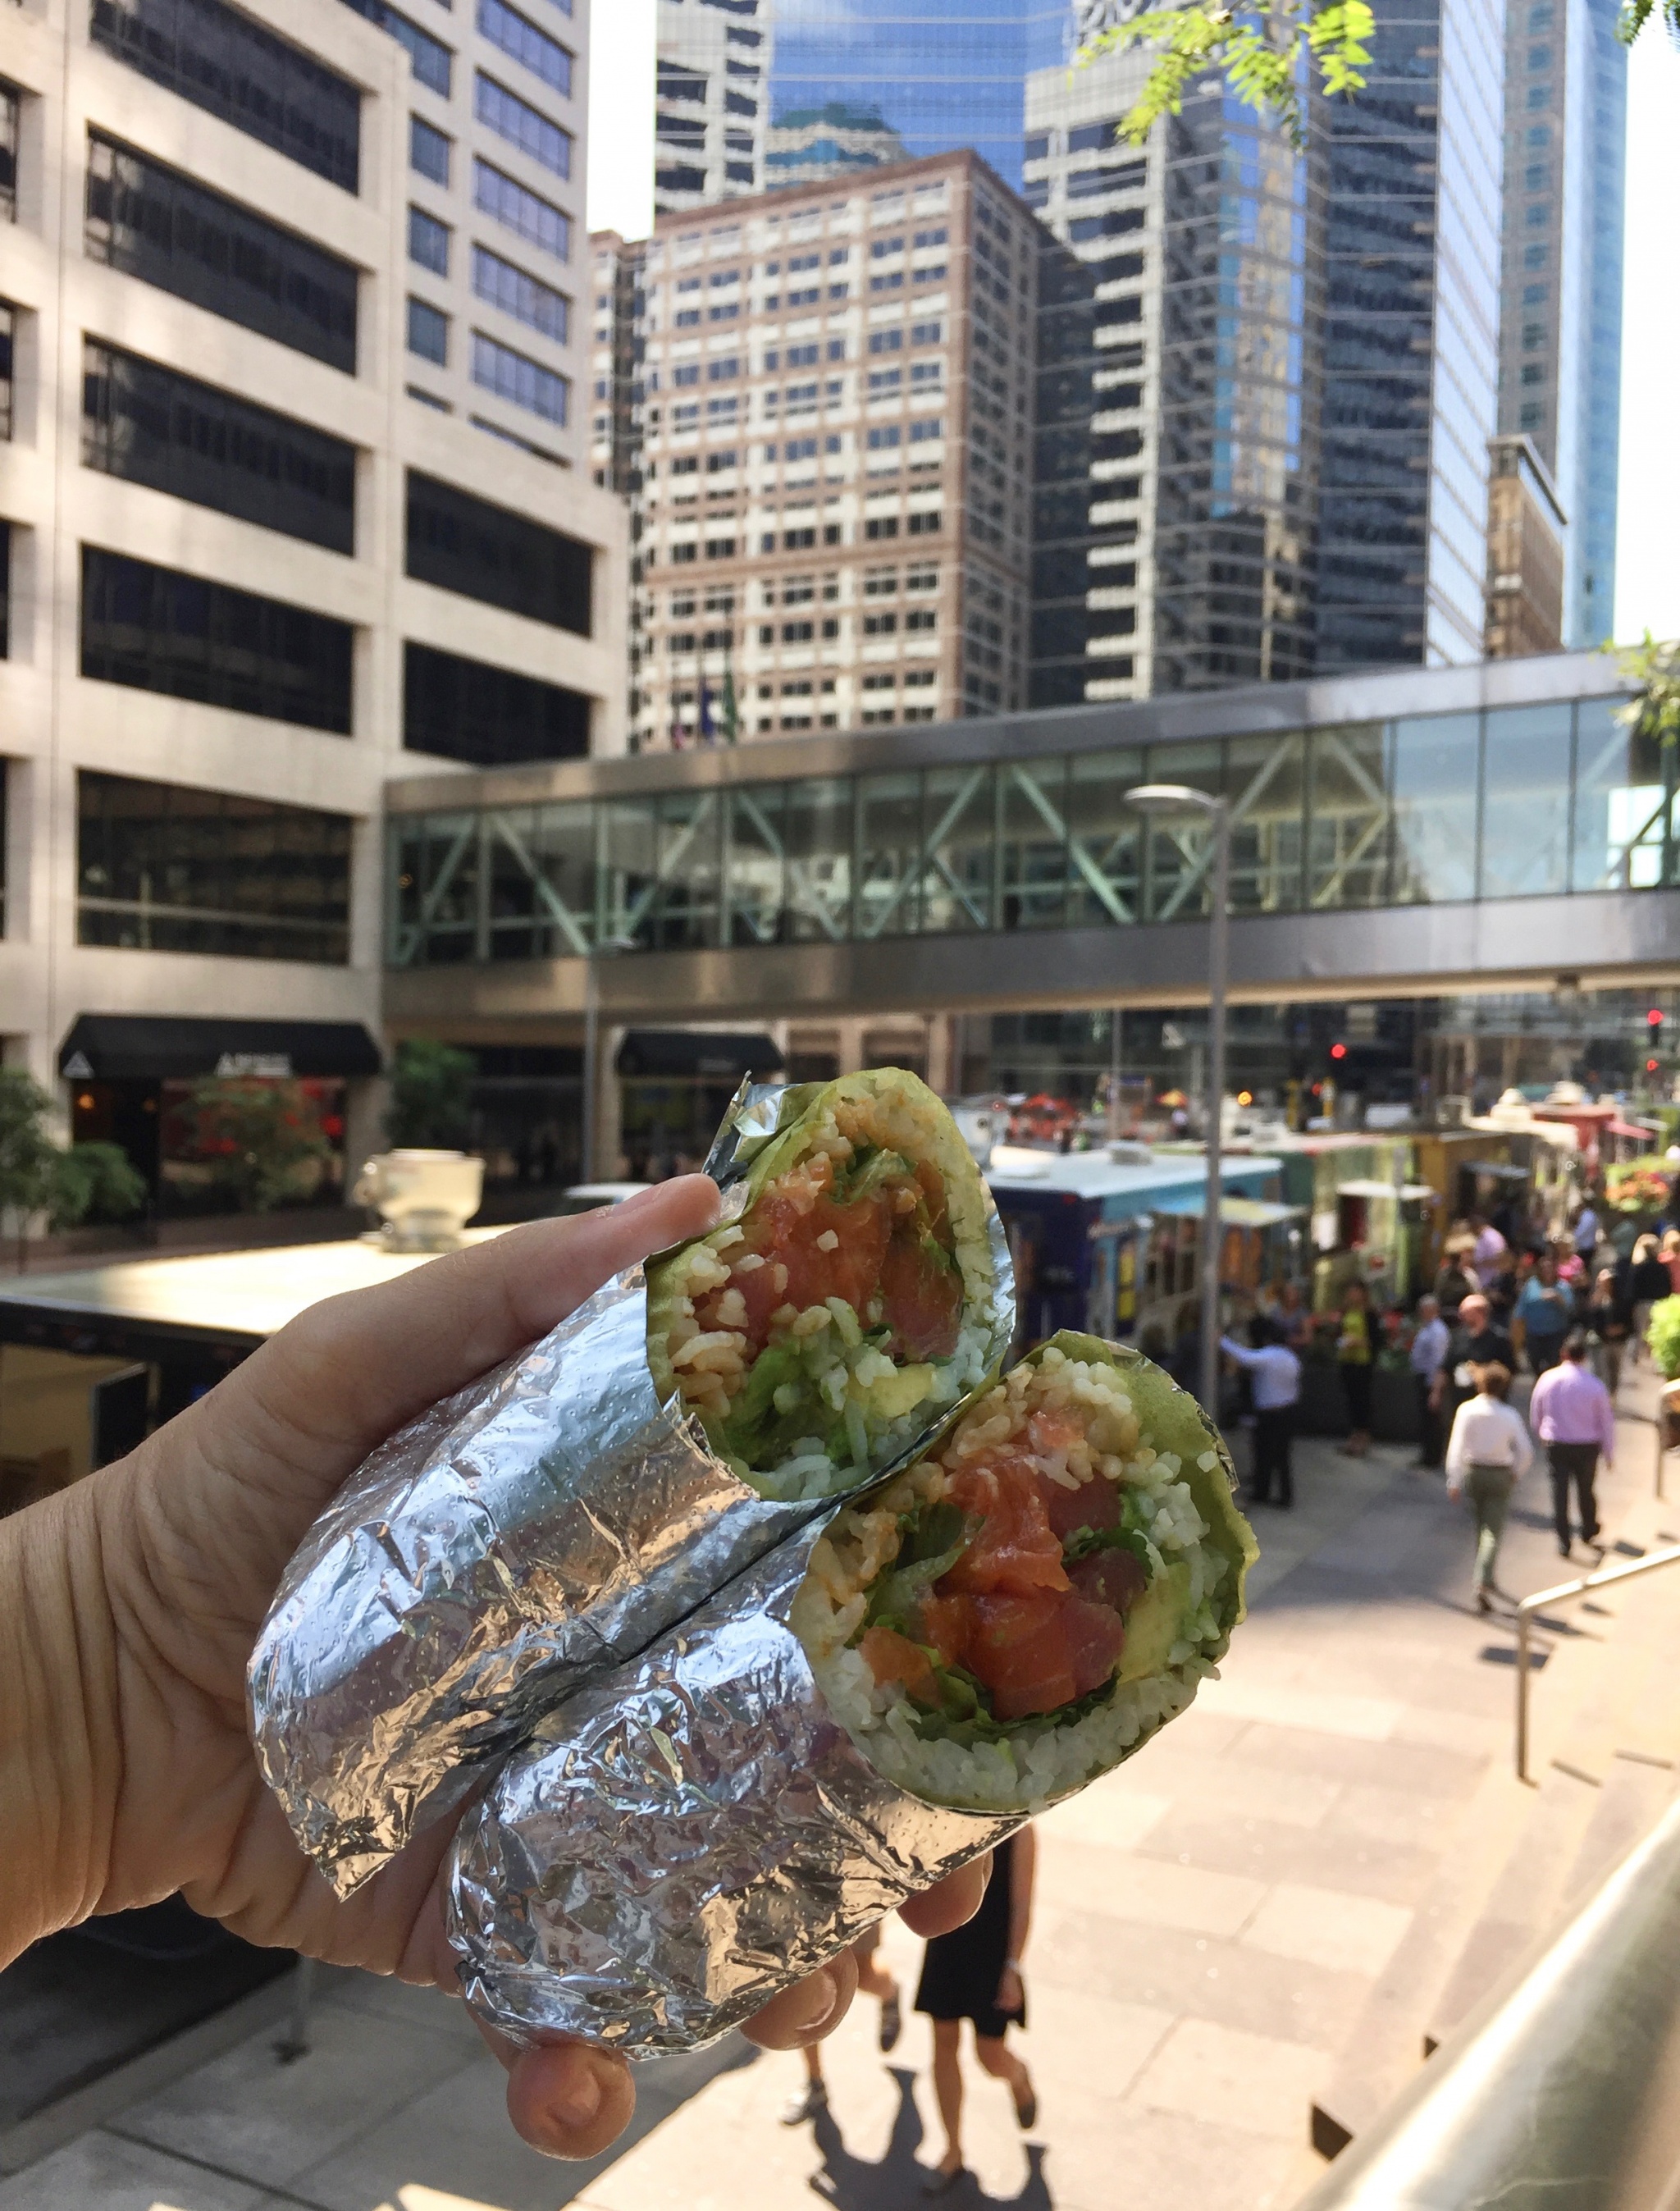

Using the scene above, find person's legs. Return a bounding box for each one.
[929,2019,965,2178]
[1251,1409,1281,1503]
[1468,1465,1513,1595]
[1557,1441,1600,1544]
[851,1922,901,2050]
[1275,1408,1294,1509]
[1414,1376,1443,1469]
[973,2029,1034,2121]
[781,2035,829,2122]
[1547,1442,1573,1552]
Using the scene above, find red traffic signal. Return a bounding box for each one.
[1649,1007,1664,1028]
[1649,1058,1661,1074]
[1330,1042,1349,1061]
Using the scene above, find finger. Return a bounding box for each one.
[742,1947,859,2051]
[229,1176,722,1482]
[898,1858,990,1939]
[472,2013,638,2162]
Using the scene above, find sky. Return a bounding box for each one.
[586,0,1680,645]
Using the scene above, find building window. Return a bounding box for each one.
[471,330,567,423]
[475,72,573,179]
[82,341,357,555]
[407,296,450,365]
[409,205,450,276]
[405,470,591,633]
[404,640,588,765]
[410,115,451,185]
[0,520,9,661]
[477,0,573,97]
[473,157,572,263]
[85,135,358,375]
[90,0,361,191]
[472,244,568,343]
[80,546,354,734]
[0,80,16,222]
[77,770,351,963]
[339,0,452,97]
[0,302,12,441]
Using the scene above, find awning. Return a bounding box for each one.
[1607,1120,1659,1142]
[614,1030,785,1081]
[1153,1196,1306,1228]
[58,1016,384,1083]
[1336,1178,1440,1202]
[1462,1160,1530,1179]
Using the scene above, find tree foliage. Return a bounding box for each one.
[1615,0,1680,47]
[0,1070,147,1263]
[1611,633,1680,751]
[183,1079,333,1215]
[386,1039,477,1152]
[1078,0,1375,148]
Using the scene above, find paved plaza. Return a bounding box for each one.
[4,1366,1673,2211]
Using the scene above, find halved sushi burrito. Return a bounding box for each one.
[248,1071,1009,1897]
[447,1335,1255,2055]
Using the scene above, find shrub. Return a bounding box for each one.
[386,1039,476,1152]
[1647,1295,1680,1382]
[182,1079,332,1214]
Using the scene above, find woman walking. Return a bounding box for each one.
[1337,1279,1375,1456]
[917,1827,1038,2194]
[1445,1362,1533,1614]
[1513,1254,1573,1375]
[1628,1234,1670,1360]
[1585,1266,1632,1396]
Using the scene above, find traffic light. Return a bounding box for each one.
[1647,1008,1664,1076]
[1330,1041,1349,1062]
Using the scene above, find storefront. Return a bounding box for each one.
[57,1016,383,1220]
[613,1030,784,1181]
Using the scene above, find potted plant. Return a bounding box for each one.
[1646,1297,1680,1449]
[0,1070,147,1268]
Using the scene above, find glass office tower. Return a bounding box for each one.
[1316,0,1505,670]
[1495,0,1625,646]
[768,1,1068,190]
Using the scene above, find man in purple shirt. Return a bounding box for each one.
[1527,1329,1616,1557]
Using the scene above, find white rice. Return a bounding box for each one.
[791,1348,1234,1810]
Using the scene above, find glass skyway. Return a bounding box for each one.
[388,681,1669,971]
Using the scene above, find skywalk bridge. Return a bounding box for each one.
[384,651,1678,1037]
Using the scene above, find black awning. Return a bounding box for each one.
[58,1016,384,1083]
[614,1030,784,1082]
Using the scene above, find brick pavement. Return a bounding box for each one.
[2,1365,1664,2211]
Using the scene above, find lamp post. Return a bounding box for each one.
[582,934,638,1185]
[1125,783,1232,1420]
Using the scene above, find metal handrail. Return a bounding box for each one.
[1515,1543,1680,1781]
[1294,1795,1680,2210]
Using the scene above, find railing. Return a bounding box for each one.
[1296,1795,1680,2209]
[1515,1544,1680,1783]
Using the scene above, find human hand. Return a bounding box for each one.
[996,1962,1025,2017]
[0,1179,988,2160]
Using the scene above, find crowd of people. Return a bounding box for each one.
[1210,1195,1668,1610]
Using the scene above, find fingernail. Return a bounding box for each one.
[788,1968,841,2035]
[550,2060,605,2131]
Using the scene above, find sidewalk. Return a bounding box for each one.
[2,1367,1667,2211]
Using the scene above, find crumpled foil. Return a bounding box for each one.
[448,1524,1020,2056]
[247,1081,1013,1898]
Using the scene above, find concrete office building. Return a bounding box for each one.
[655,0,774,213]
[0,0,623,1216]
[633,150,1039,749]
[1024,35,1322,705]
[1495,0,1626,646]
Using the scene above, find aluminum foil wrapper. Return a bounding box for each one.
[447,1523,1020,2058]
[248,1081,1013,1898]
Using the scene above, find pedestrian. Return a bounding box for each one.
[1573,1196,1602,1271]
[1220,1316,1302,1507]
[1584,1266,1632,1396]
[1470,1213,1509,1273]
[1662,1227,1680,1297]
[1433,1249,1480,1318]
[1513,1254,1572,1374]
[918,1827,1039,2195]
[1431,1292,1515,1438]
[782,1925,902,2125]
[1263,1277,1312,1354]
[1528,1330,1615,1560]
[1628,1233,1671,1359]
[1409,1294,1449,1470]
[1336,1279,1374,1456]
[1444,1362,1534,1614]
[0,1179,987,2165]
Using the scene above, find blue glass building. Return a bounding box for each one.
[767,1,1067,190]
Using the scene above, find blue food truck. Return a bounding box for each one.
[984,1148,1296,1355]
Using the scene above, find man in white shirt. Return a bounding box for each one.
[1220,1318,1303,1510]
[1409,1295,1449,1471]
[1445,1361,1534,1612]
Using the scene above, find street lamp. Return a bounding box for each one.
[1125,783,1232,1420]
[582,933,639,1185]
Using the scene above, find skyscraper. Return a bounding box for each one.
[656,0,775,212]
[1495,0,1626,646]
[1314,0,1507,670]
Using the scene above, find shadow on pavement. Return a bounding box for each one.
[807,2067,1052,2210]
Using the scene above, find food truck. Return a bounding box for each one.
[984,1148,1293,1354]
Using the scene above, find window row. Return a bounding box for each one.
[388,700,1671,968]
